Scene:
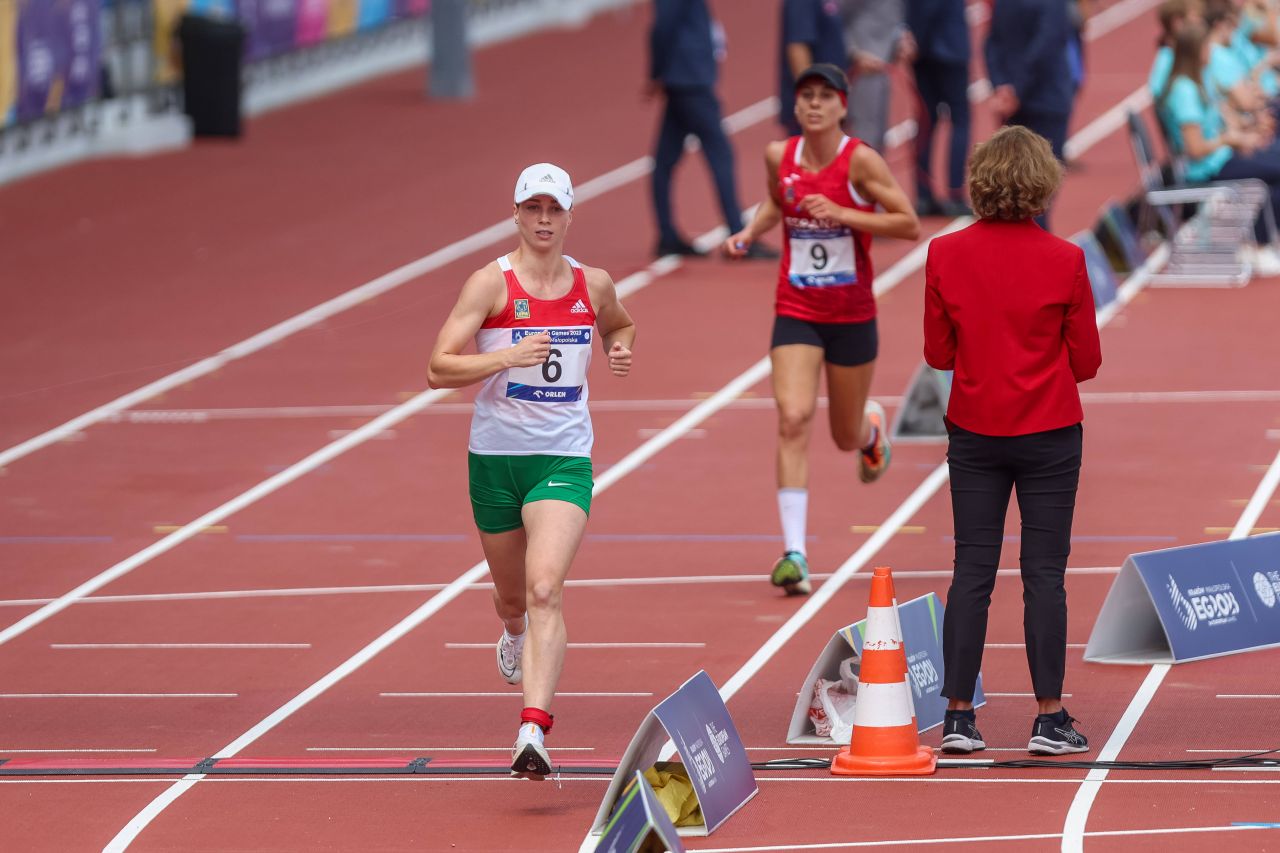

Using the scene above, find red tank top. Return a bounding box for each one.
[775,135,876,324]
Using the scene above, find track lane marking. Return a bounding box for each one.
[1061,447,1280,851]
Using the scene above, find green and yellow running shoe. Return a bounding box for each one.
[770,550,811,596]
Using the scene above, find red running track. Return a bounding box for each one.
[2,0,1279,850]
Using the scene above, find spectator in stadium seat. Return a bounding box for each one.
[1150,0,1205,99]
[923,126,1099,757]
[983,0,1076,229]
[780,0,848,136]
[648,0,775,258]
[906,0,972,217]
[1157,21,1280,274]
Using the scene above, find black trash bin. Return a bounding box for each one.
[177,14,245,138]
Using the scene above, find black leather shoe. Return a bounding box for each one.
[656,238,708,258]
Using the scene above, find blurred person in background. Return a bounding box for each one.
[427,164,636,780]
[1156,22,1280,273]
[839,0,915,151]
[907,0,972,216]
[780,0,848,136]
[1150,0,1204,100]
[923,126,1099,757]
[984,0,1076,229]
[648,0,776,258]
[724,64,919,596]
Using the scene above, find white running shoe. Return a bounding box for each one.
[496,616,526,685]
[1251,245,1280,278]
[858,400,892,484]
[510,728,552,780]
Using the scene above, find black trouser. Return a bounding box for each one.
[941,423,1082,702]
[1214,144,1280,243]
[913,58,971,202]
[652,86,743,244]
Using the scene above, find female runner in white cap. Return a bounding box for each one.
[428,163,636,779]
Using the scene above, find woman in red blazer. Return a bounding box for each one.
[923,126,1101,757]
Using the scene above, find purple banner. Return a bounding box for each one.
[14,0,100,123]
[240,0,299,60]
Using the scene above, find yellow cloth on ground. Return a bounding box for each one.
[643,762,704,828]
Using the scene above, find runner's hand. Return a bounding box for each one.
[608,341,632,377]
[724,229,752,258]
[799,193,843,222]
[507,331,551,368]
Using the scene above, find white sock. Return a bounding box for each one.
[777,488,808,555]
[519,722,545,745]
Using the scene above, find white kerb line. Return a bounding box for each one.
[1060,446,1280,852]
[0,244,698,651]
[0,96,777,473]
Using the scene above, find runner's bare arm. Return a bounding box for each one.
[799,145,920,241]
[586,267,635,378]
[725,141,786,257]
[427,265,551,388]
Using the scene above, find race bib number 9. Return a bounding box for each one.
[506,327,591,402]
[788,226,857,288]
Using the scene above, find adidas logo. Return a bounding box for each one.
[540,173,555,182]
[570,299,589,314]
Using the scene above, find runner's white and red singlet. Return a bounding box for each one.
[776,135,876,324]
[469,255,597,457]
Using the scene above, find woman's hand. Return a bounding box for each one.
[505,331,551,368]
[799,193,846,223]
[723,228,753,258]
[607,341,632,377]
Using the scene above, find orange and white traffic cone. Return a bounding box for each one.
[831,566,937,777]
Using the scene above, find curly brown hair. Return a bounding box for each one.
[968,126,1063,221]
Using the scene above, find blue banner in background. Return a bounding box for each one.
[357,0,390,30]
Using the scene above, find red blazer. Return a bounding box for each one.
[923,219,1102,437]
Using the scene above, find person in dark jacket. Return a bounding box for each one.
[984,0,1077,228]
[780,0,849,136]
[649,0,772,258]
[907,0,972,217]
[923,126,1100,758]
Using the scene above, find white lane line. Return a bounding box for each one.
[50,643,310,650]
[444,642,704,649]
[1087,0,1162,40]
[379,692,651,698]
[0,388,450,647]
[695,824,1268,852]
[986,644,1088,649]
[0,693,237,699]
[0,566,1125,610]
[15,776,1280,788]
[1217,694,1280,699]
[113,389,1280,423]
[1062,447,1280,851]
[0,748,158,753]
[304,746,595,752]
[0,243,694,649]
[1187,748,1276,753]
[101,200,956,851]
[0,98,781,473]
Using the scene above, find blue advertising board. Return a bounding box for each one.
[787,593,984,742]
[1085,533,1280,664]
[591,670,757,838]
[595,770,686,853]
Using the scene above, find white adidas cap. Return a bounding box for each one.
[513,162,574,210]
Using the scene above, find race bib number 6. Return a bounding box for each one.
[506,328,591,402]
[788,226,857,288]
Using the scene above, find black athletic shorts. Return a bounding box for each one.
[770,314,878,367]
